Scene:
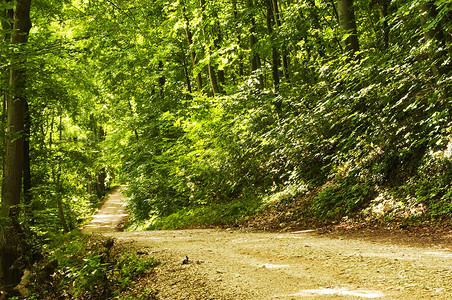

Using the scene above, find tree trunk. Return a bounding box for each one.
[232,0,245,79]
[337,0,360,56]
[1,0,32,216]
[23,100,32,220]
[181,2,203,92]
[200,0,220,96]
[266,0,280,91]
[181,48,193,94]
[379,0,390,49]
[0,0,32,290]
[214,27,226,90]
[1,4,14,189]
[247,0,263,86]
[272,0,290,82]
[96,168,106,198]
[57,195,70,233]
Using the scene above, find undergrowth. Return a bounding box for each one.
[127,190,264,230]
[12,231,159,300]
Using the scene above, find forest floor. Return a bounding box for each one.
[81,187,452,299]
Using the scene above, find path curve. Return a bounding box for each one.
[82,187,452,299]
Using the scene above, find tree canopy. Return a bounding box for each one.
[0,0,451,286]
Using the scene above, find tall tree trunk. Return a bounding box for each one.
[181,2,203,92]
[246,0,264,88]
[214,27,226,90]
[272,0,290,82]
[58,115,69,232]
[1,4,14,190]
[379,0,390,49]
[337,0,360,56]
[266,0,280,91]
[1,0,32,216]
[183,58,193,94]
[232,0,245,80]
[0,0,32,290]
[23,100,32,220]
[200,0,220,96]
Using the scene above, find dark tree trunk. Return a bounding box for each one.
[337,0,360,56]
[0,0,32,290]
[266,0,280,91]
[379,0,390,49]
[181,47,193,94]
[96,168,107,198]
[214,27,226,91]
[247,0,263,87]
[272,0,290,81]
[23,100,32,220]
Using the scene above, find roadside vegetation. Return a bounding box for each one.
[5,230,159,299]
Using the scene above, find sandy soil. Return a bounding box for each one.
[82,187,452,299]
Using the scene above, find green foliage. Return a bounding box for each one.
[130,189,263,230]
[1,0,451,233]
[408,153,452,217]
[26,232,159,299]
[309,176,376,223]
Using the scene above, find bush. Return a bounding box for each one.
[24,232,159,299]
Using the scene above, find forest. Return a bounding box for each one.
[0,0,451,297]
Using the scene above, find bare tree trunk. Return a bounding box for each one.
[181,2,203,92]
[337,0,360,56]
[23,100,32,220]
[379,0,390,49]
[57,115,69,232]
[1,3,14,196]
[96,168,107,198]
[266,0,280,91]
[247,0,263,87]
[232,0,245,79]
[57,198,70,232]
[272,0,290,82]
[214,27,226,91]
[200,0,220,96]
[1,0,32,216]
[0,0,32,290]
[180,47,193,94]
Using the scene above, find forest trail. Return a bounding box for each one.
[81,185,128,234]
[82,188,452,299]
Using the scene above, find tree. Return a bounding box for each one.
[266,0,280,90]
[200,0,221,95]
[181,0,203,92]
[0,0,32,289]
[337,0,359,55]
[247,0,263,86]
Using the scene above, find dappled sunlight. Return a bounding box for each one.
[275,287,385,298]
[258,263,291,269]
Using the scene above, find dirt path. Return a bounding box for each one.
[82,188,452,299]
[81,185,128,234]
